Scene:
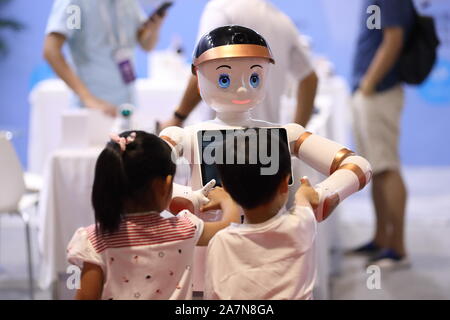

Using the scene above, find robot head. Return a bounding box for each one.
[192,25,275,113]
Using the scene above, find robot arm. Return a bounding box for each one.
[284,123,372,222]
[160,126,217,215]
[160,126,185,158]
[169,180,216,215]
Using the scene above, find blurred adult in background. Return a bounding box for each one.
[161,0,318,128]
[349,0,415,268]
[43,0,166,117]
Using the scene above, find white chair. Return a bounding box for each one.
[0,132,36,299]
[24,172,43,194]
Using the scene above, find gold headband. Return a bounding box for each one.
[192,44,275,74]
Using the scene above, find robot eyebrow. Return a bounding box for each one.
[216,65,232,70]
[250,64,263,69]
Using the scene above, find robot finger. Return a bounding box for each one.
[201,179,216,196]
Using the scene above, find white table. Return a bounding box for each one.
[38,147,101,290]
[28,78,213,175]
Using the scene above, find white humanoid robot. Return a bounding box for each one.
[161,25,372,290]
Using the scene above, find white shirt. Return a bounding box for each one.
[197,0,314,123]
[205,205,317,300]
[67,210,204,300]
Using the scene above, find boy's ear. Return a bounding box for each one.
[151,175,173,194]
[164,175,173,193]
[279,175,290,194]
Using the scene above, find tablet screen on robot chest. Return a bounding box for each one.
[197,128,293,187]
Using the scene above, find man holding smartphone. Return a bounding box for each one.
[43,0,167,117]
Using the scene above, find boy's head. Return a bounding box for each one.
[216,128,291,210]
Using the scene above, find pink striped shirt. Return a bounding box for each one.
[67,210,204,300]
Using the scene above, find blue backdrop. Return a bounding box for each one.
[1,0,449,167]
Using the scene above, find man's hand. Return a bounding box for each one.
[160,115,184,131]
[82,95,117,117]
[358,26,404,97]
[295,176,319,209]
[359,77,376,97]
[145,11,165,28]
[295,71,318,127]
[201,187,233,212]
[163,75,202,130]
[138,13,166,51]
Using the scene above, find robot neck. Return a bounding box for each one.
[215,110,252,126]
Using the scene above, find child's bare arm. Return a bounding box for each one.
[74,262,104,300]
[295,177,319,209]
[197,188,241,246]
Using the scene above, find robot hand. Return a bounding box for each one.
[285,123,371,222]
[313,184,340,222]
[192,179,217,212]
[169,180,216,215]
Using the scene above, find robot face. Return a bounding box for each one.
[196,57,271,113]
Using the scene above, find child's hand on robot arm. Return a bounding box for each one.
[169,180,216,215]
[193,179,217,211]
[295,176,319,210]
[284,123,372,222]
[197,187,241,247]
[200,187,232,212]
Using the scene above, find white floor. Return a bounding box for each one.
[0,166,449,300]
[331,167,450,299]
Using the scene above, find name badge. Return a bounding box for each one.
[114,48,136,84]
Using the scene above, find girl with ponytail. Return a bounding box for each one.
[66,131,240,300]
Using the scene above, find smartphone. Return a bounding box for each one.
[150,1,173,19]
[197,128,294,187]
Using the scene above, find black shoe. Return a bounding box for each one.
[345,241,381,256]
[366,249,411,270]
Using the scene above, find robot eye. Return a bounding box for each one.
[249,73,260,88]
[218,74,231,88]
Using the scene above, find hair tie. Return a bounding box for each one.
[110,132,136,152]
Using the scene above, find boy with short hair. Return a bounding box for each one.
[202,129,320,300]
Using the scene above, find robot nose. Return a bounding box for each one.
[237,86,247,94]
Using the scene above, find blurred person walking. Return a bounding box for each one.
[349,0,415,268]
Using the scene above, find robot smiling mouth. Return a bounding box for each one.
[232,99,251,105]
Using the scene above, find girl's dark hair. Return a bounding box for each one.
[92,131,176,234]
